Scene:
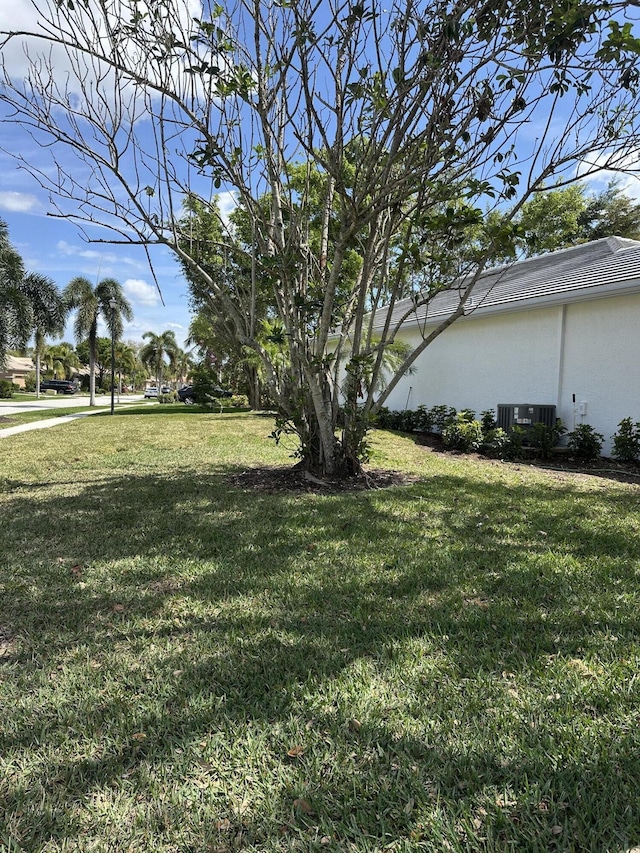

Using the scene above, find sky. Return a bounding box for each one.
[1,0,639,355]
[0,175,193,348]
[0,0,205,350]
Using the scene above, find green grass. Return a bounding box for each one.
[1,410,639,852]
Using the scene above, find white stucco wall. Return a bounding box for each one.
[385,291,640,456]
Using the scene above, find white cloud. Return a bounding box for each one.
[123,278,160,306]
[576,150,640,199]
[217,190,239,224]
[0,191,41,213]
[56,240,113,262]
[167,322,186,330]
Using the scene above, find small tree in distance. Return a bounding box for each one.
[1,0,640,476]
[64,277,133,406]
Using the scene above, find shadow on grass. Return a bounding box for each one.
[1,465,640,850]
[93,405,257,419]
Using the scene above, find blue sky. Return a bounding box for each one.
[0,141,195,349]
[1,0,639,356]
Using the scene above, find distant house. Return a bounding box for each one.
[379,237,640,456]
[0,355,35,389]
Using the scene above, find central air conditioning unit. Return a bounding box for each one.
[497,404,557,434]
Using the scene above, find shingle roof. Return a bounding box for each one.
[375,236,640,331]
[3,355,35,372]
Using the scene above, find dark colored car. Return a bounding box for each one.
[177,384,232,404]
[39,379,77,394]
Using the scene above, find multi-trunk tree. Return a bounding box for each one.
[2,0,640,475]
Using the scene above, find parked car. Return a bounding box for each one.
[161,385,171,394]
[144,386,158,398]
[177,385,195,403]
[39,379,77,394]
[177,384,232,404]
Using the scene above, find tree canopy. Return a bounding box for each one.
[517,182,640,256]
[2,0,640,474]
[0,217,65,371]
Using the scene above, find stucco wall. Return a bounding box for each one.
[384,292,640,456]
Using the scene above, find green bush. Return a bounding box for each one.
[480,427,510,459]
[0,379,14,399]
[442,413,483,452]
[480,409,497,432]
[506,425,527,459]
[158,392,177,404]
[611,417,640,462]
[529,419,566,460]
[430,404,457,432]
[567,423,604,462]
[228,394,250,408]
[24,372,36,392]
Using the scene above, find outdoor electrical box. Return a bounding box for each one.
[497,404,557,433]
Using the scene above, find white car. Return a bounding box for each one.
[144,387,158,398]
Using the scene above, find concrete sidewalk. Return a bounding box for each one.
[0,403,150,438]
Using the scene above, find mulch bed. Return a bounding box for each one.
[414,432,640,486]
[229,436,640,493]
[229,466,416,494]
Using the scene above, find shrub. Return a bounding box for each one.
[0,379,13,398]
[430,405,457,433]
[567,424,604,462]
[480,409,496,432]
[506,425,527,459]
[414,405,434,433]
[611,417,640,462]
[529,419,566,460]
[480,427,510,459]
[374,407,393,429]
[442,413,483,452]
[228,394,250,408]
[24,372,37,392]
[158,392,177,404]
[396,409,419,432]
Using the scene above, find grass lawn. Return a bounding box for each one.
[1,411,639,852]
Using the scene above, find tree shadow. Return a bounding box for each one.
[1,466,639,850]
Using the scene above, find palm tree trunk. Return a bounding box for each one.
[89,345,96,406]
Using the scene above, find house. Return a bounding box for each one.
[0,355,35,389]
[378,237,640,457]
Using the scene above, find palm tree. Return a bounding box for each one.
[114,342,138,394]
[0,220,66,384]
[20,273,67,397]
[43,342,80,380]
[0,219,27,368]
[139,330,179,390]
[64,276,133,406]
[173,347,195,386]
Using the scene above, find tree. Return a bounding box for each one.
[42,341,80,380]
[0,218,66,384]
[20,274,67,397]
[579,181,640,242]
[2,1,640,475]
[518,185,588,256]
[516,182,640,256]
[179,197,269,407]
[139,330,180,390]
[76,337,113,388]
[0,218,28,368]
[173,347,195,387]
[64,277,133,405]
[114,342,139,392]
